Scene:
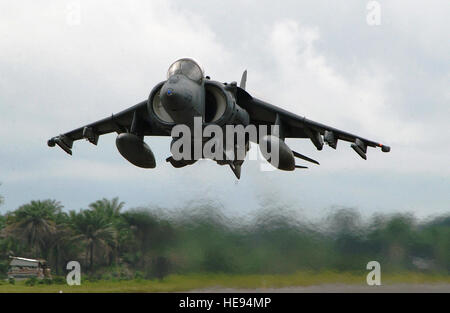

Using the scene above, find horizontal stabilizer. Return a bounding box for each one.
[295,165,308,169]
[292,150,320,165]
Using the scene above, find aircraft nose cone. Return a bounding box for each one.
[160,86,181,111]
[160,82,192,112]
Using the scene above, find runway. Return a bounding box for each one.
[191,284,450,293]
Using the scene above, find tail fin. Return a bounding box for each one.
[240,70,247,90]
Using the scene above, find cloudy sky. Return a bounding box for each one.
[0,0,448,219]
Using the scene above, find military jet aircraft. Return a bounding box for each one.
[48,58,390,179]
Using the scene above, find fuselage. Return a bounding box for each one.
[147,58,250,168]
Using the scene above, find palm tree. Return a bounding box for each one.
[47,211,80,275]
[89,197,124,221]
[69,210,116,271]
[88,197,125,265]
[3,200,62,259]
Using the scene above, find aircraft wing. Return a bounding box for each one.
[47,100,168,155]
[236,88,390,159]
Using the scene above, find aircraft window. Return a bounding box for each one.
[167,58,203,83]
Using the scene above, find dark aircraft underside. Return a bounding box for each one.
[48,58,390,179]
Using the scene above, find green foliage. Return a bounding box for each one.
[0,260,8,278]
[89,197,124,221]
[0,198,448,281]
[52,276,66,284]
[8,277,15,285]
[152,256,171,281]
[134,271,145,280]
[0,215,5,231]
[3,199,63,258]
[69,209,117,271]
[43,278,53,285]
[25,277,38,286]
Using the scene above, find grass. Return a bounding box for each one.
[0,271,449,293]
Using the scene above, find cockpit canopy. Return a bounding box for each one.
[167,58,204,83]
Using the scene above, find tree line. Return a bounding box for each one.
[0,197,448,280]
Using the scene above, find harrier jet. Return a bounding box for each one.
[48,58,390,179]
